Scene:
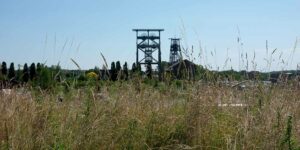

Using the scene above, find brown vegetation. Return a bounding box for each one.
[0,81,299,149]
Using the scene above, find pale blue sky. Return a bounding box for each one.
[0,0,300,71]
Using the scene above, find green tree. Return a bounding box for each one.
[39,67,52,89]
[29,63,36,80]
[116,61,122,79]
[36,63,43,82]
[22,63,29,82]
[8,63,15,80]
[131,63,136,73]
[116,61,121,72]
[36,63,42,74]
[1,61,7,76]
[110,62,116,81]
[123,62,128,80]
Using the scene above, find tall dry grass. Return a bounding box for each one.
[0,81,299,149]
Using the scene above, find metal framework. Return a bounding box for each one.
[169,38,182,64]
[133,29,164,80]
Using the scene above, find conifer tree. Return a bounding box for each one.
[116,61,121,79]
[110,62,116,81]
[116,61,121,72]
[123,62,128,80]
[1,61,7,76]
[23,63,29,82]
[8,63,15,79]
[29,63,36,80]
[36,63,42,74]
[131,63,136,73]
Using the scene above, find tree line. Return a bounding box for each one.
[0,62,39,82]
[1,60,296,90]
[0,60,150,89]
[0,61,57,89]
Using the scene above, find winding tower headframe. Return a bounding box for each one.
[133,29,164,80]
[169,38,182,64]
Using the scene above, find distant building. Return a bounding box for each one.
[248,71,260,80]
[269,72,298,83]
[168,59,196,80]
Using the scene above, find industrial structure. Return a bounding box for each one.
[168,38,196,80]
[132,29,164,80]
[169,38,182,64]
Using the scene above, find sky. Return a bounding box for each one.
[0,0,300,71]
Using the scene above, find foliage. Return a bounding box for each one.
[123,62,128,80]
[110,61,117,81]
[8,63,15,80]
[131,62,136,73]
[36,63,42,73]
[1,61,7,76]
[116,61,121,72]
[38,67,52,89]
[86,71,98,80]
[29,63,36,80]
[22,63,29,82]
[116,61,121,80]
[281,115,300,150]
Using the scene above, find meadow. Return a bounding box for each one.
[1,77,299,149]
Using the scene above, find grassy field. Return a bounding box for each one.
[0,80,300,149]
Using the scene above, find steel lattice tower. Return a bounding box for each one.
[169,38,182,64]
[133,29,164,80]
